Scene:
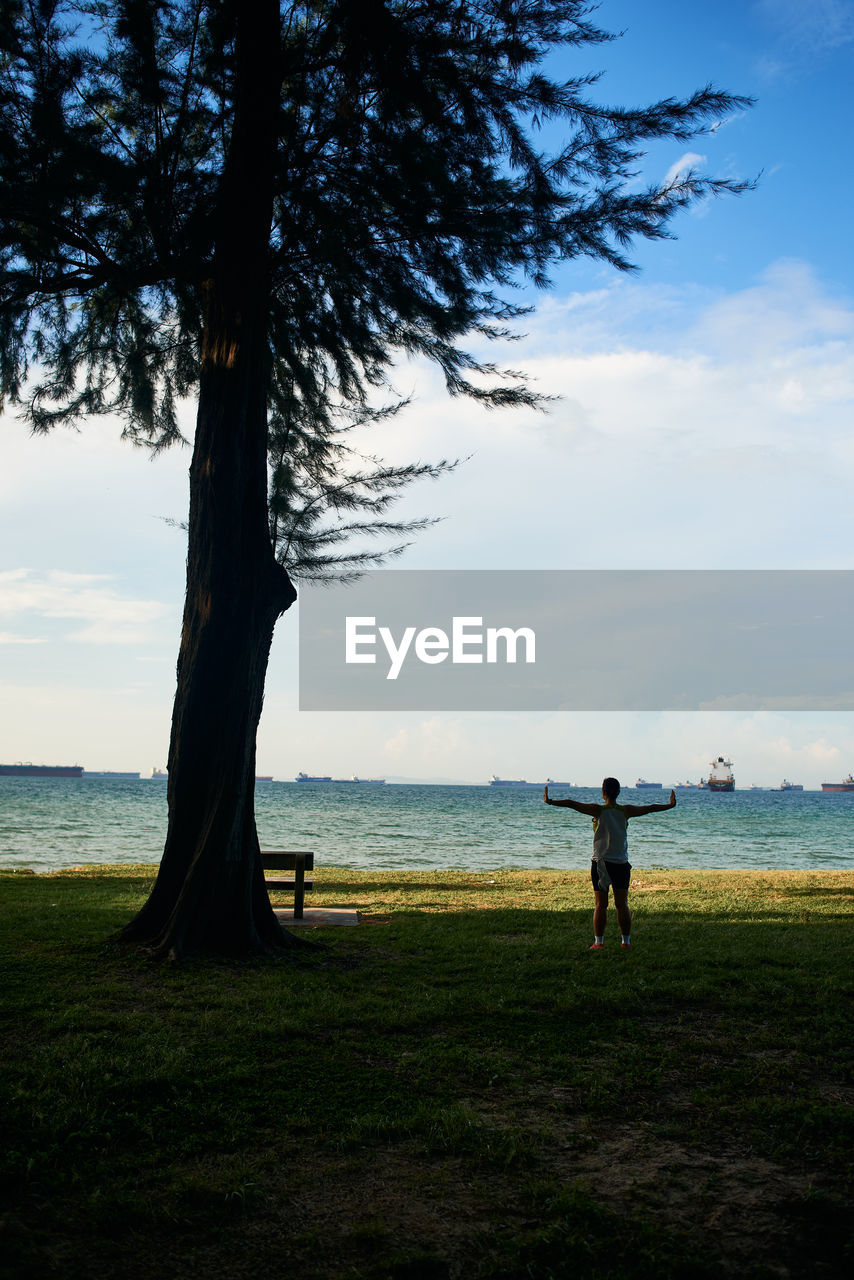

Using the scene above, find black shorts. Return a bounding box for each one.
[590,861,632,894]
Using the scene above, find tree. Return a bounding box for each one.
[0,1,751,957]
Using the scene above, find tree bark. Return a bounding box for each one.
[121,0,299,958]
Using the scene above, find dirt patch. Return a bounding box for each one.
[549,1122,831,1277]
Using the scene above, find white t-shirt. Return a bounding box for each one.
[592,804,628,863]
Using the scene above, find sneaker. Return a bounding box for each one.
[621,941,632,950]
[589,942,604,950]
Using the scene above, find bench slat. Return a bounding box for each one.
[260,851,315,870]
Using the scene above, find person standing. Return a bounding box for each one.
[544,777,676,949]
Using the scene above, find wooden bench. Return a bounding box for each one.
[261,851,315,919]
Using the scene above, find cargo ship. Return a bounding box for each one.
[295,773,385,783]
[332,776,386,784]
[821,774,854,792]
[0,763,83,778]
[707,756,735,792]
[635,779,662,789]
[82,771,140,780]
[490,776,572,787]
[777,780,803,791]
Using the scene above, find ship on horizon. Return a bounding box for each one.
[777,779,803,791]
[334,776,386,784]
[707,756,735,792]
[635,778,662,789]
[82,770,140,780]
[490,776,572,787]
[0,762,83,778]
[295,772,385,783]
[821,774,854,792]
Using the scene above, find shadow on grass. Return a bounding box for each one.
[781,885,854,897]
[2,873,853,1280]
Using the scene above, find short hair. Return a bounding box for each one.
[602,777,621,800]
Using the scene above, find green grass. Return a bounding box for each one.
[1,865,853,1278]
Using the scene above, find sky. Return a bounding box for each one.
[2,0,854,788]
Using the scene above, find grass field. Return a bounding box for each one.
[1,865,852,1279]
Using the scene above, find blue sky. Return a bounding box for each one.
[2,1,854,787]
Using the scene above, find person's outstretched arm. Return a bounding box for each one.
[544,785,601,817]
[623,789,677,818]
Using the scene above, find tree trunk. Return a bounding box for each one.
[121,0,299,959]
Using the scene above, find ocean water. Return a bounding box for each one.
[0,779,852,874]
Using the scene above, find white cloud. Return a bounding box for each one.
[0,632,46,645]
[0,569,167,644]
[664,152,707,187]
[353,259,854,574]
[707,112,748,135]
[383,727,410,758]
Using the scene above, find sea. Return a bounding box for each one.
[0,779,852,874]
